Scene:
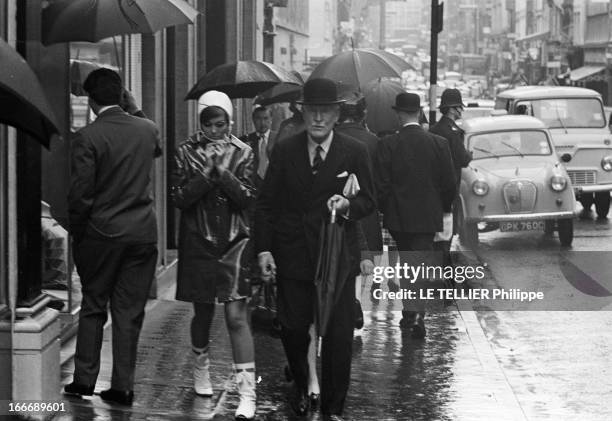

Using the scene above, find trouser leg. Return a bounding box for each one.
[72,238,122,387]
[109,243,157,391]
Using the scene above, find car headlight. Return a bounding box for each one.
[472,180,489,196]
[550,175,567,192]
[601,155,612,172]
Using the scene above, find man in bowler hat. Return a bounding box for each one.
[376,92,456,338]
[256,78,375,420]
[429,88,472,257]
[65,68,161,405]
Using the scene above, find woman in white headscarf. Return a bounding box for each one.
[171,90,257,420]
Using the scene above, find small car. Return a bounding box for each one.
[496,86,612,218]
[458,115,577,247]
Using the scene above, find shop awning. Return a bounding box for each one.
[570,65,606,82]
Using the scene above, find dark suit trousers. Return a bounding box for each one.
[389,231,435,314]
[277,276,355,416]
[73,235,157,391]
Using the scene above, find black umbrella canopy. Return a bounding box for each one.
[253,71,305,106]
[186,60,303,100]
[362,78,405,135]
[42,0,199,45]
[309,48,413,90]
[0,38,60,148]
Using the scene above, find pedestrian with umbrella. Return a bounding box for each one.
[255,78,375,421]
[335,91,381,326]
[170,90,257,420]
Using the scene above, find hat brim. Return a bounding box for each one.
[392,105,420,112]
[438,102,465,109]
[296,98,346,105]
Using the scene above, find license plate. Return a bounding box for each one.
[500,221,545,232]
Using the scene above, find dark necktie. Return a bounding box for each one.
[312,145,323,175]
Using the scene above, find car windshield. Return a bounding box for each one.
[468,130,552,159]
[515,98,605,128]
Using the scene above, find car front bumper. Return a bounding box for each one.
[574,183,612,193]
[466,211,576,223]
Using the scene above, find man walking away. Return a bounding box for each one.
[65,68,161,406]
[377,93,456,339]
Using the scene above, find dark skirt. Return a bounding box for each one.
[175,235,251,304]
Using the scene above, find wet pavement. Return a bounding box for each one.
[50,217,612,420]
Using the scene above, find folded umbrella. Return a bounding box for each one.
[42,0,199,45]
[314,176,360,355]
[186,60,302,100]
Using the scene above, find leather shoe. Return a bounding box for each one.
[309,393,320,409]
[323,414,348,421]
[64,382,94,397]
[399,311,416,329]
[100,388,134,406]
[289,387,309,416]
[411,315,426,339]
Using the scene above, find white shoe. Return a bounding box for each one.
[194,352,213,396]
[234,363,256,420]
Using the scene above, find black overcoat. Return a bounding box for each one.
[376,124,456,233]
[255,130,376,281]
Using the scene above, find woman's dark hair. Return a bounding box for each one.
[200,106,229,125]
[83,68,122,106]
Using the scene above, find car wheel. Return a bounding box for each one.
[544,220,555,234]
[557,218,573,247]
[594,192,610,219]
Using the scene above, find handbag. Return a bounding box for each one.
[249,281,281,338]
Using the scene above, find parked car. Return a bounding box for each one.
[461,99,495,120]
[495,86,612,218]
[458,115,576,247]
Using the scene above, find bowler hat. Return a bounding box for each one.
[392,92,421,113]
[297,78,345,105]
[439,88,465,109]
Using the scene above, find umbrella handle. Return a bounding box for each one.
[317,336,322,358]
[330,205,336,224]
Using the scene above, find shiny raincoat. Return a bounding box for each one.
[171,131,255,303]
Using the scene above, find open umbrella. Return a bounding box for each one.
[309,48,413,90]
[0,38,60,148]
[42,0,199,45]
[185,60,302,100]
[362,78,404,135]
[253,71,304,106]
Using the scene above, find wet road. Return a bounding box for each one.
[458,204,612,421]
[51,208,612,420]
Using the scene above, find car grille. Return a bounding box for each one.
[502,180,537,213]
[567,170,596,186]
